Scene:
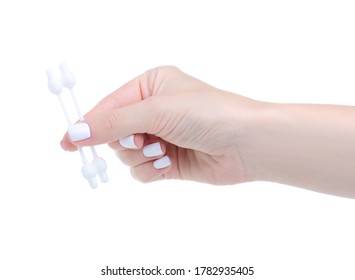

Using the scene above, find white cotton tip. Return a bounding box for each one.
[92,157,108,183]
[81,162,98,188]
[93,157,107,172]
[99,171,108,183]
[46,69,62,95]
[59,63,76,89]
[88,177,98,188]
[82,162,97,178]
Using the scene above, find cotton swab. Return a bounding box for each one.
[46,63,108,188]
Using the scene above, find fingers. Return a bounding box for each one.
[116,139,166,166]
[115,138,172,183]
[60,67,162,151]
[60,66,190,151]
[61,98,161,150]
[130,156,172,183]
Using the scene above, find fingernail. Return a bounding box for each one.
[67,123,91,141]
[153,156,171,169]
[143,142,163,158]
[119,135,137,149]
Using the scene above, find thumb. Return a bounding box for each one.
[63,97,162,148]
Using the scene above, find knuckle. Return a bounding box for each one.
[149,65,180,76]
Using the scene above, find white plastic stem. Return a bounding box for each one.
[70,88,84,121]
[78,147,88,164]
[90,146,98,158]
[57,94,72,125]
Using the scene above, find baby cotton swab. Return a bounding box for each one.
[46,63,108,188]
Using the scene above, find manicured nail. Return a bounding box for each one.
[143,142,163,158]
[153,156,171,169]
[67,123,91,141]
[119,135,137,149]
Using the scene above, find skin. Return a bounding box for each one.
[61,66,355,198]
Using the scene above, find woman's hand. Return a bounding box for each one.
[61,66,259,184]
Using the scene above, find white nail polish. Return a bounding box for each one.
[119,135,137,149]
[153,156,171,169]
[143,142,163,157]
[68,123,91,141]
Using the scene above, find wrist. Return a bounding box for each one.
[234,100,282,183]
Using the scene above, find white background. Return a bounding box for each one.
[0,0,355,279]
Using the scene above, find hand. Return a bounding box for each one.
[61,66,355,197]
[61,66,259,184]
